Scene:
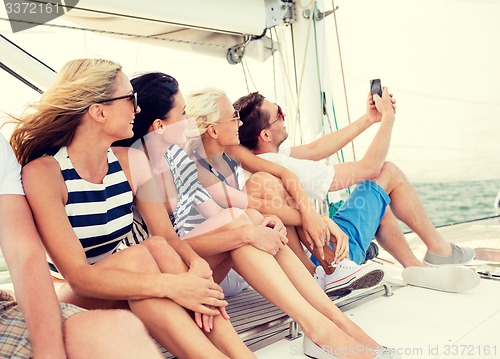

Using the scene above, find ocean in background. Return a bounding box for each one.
[1,179,499,285]
[405,179,500,230]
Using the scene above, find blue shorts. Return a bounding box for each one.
[312,180,391,265]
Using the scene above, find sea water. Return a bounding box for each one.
[1,179,499,284]
[410,179,500,228]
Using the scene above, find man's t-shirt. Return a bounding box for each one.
[257,146,335,201]
[0,135,24,195]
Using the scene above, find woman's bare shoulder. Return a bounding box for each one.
[112,146,151,192]
[22,155,60,177]
[21,155,65,199]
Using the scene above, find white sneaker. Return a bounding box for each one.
[313,266,326,290]
[324,259,385,295]
[402,266,480,293]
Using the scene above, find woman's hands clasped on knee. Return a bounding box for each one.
[164,268,228,328]
[188,258,230,332]
[242,223,288,256]
[260,214,287,237]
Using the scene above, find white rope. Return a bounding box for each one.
[293,0,316,145]
[271,27,298,115]
[330,0,356,161]
[240,61,251,93]
[242,57,258,92]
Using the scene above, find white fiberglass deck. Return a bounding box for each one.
[255,216,500,359]
[255,279,500,359]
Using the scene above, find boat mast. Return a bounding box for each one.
[277,0,333,146]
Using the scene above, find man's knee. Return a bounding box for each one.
[380,161,405,179]
[373,161,407,189]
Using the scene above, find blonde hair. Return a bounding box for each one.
[10,58,122,166]
[184,87,227,156]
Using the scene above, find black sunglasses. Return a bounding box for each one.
[268,105,285,127]
[96,92,138,113]
[256,105,286,138]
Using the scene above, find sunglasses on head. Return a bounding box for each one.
[96,92,138,113]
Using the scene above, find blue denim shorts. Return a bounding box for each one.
[312,180,391,265]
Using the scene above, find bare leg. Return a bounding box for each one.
[138,237,255,358]
[374,207,423,267]
[204,316,256,358]
[231,245,377,358]
[374,162,452,256]
[285,225,317,273]
[141,235,231,282]
[183,208,249,281]
[184,206,314,278]
[273,246,379,349]
[57,241,235,359]
[64,309,163,359]
[246,173,337,273]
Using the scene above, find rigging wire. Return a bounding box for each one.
[0,18,233,50]
[270,28,278,101]
[28,0,248,37]
[274,0,317,146]
[292,0,318,145]
[0,34,56,73]
[311,10,327,134]
[330,0,356,161]
[0,62,43,94]
[272,27,298,112]
[310,13,346,166]
[310,4,351,199]
[289,23,305,145]
[240,61,251,93]
[241,57,258,93]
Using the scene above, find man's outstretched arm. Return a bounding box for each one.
[289,114,373,161]
[290,91,396,161]
[330,87,396,191]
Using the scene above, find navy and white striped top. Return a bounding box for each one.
[50,146,133,277]
[123,144,211,245]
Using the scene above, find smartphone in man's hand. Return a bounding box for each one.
[370,79,382,102]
